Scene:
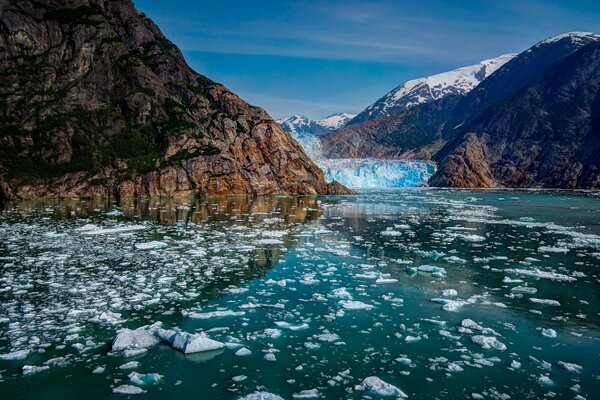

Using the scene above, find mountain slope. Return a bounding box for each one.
[0,0,351,200]
[349,54,515,125]
[322,96,460,159]
[443,32,600,139]
[431,41,600,188]
[278,113,355,136]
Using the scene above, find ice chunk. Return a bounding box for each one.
[510,286,537,294]
[119,361,139,370]
[274,321,310,330]
[505,268,576,282]
[184,310,245,319]
[22,365,49,375]
[541,328,557,338]
[112,327,159,352]
[235,347,252,356]
[0,349,29,360]
[232,375,247,382]
[355,376,408,398]
[329,287,353,300]
[81,225,146,235]
[471,335,506,351]
[417,265,447,275]
[239,393,284,400]
[530,298,561,307]
[558,361,582,373]
[441,289,458,297]
[112,385,145,395]
[135,241,167,250]
[339,300,373,310]
[170,331,225,354]
[129,372,163,385]
[293,389,321,398]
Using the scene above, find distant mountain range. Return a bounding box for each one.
[278,113,356,135]
[313,31,600,189]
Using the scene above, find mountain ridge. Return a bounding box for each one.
[0,0,353,199]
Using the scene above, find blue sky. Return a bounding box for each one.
[134,0,600,120]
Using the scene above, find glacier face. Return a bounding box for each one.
[318,158,435,189]
[291,128,435,189]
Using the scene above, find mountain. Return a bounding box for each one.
[443,31,600,139]
[431,40,600,188]
[322,31,600,189]
[322,96,460,159]
[0,0,352,200]
[278,113,355,136]
[349,54,515,125]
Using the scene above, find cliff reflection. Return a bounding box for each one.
[2,195,324,225]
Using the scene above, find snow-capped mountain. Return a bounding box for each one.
[350,54,515,124]
[278,113,356,136]
[533,31,600,48]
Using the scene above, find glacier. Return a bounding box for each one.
[291,132,435,188]
[319,158,435,189]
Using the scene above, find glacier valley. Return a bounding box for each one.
[291,132,436,188]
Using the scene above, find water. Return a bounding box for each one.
[0,189,599,399]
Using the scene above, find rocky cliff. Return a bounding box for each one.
[431,42,600,188]
[0,0,352,200]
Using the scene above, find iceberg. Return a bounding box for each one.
[355,376,408,398]
[170,331,225,354]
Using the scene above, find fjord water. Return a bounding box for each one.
[0,190,599,399]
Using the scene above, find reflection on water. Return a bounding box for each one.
[0,189,599,400]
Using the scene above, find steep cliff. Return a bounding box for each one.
[431,42,600,188]
[0,0,351,199]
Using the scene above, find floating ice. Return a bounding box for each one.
[355,376,408,398]
[129,372,163,385]
[541,328,557,338]
[558,361,582,373]
[471,336,507,351]
[505,268,576,282]
[0,349,29,360]
[292,389,321,398]
[274,321,310,330]
[530,298,561,307]
[239,393,284,400]
[183,310,245,319]
[135,241,167,250]
[113,385,145,395]
[170,331,225,354]
[235,347,252,356]
[339,300,373,310]
[81,225,146,235]
[22,365,49,375]
[112,327,159,352]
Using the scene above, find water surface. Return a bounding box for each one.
[0,190,599,399]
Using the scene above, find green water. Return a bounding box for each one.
[0,189,599,399]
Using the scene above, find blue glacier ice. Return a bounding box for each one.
[290,132,435,188]
[318,158,435,188]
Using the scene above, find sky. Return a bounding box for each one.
[133,0,600,120]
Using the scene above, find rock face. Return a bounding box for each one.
[0,0,352,199]
[431,42,600,188]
